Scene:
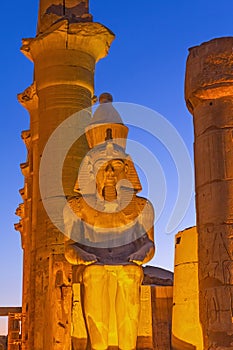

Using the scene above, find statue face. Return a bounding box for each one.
[95,159,128,198]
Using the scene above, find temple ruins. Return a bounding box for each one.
[1,1,233,349]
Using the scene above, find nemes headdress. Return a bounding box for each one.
[74,93,142,194]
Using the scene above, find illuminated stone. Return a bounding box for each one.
[185,37,233,349]
[64,96,155,349]
[172,227,203,350]
[17,2,114,349]
[16,1,175,349]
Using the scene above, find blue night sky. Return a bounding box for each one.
[1,0,233,333]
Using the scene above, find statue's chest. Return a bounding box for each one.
[81,206,138,228]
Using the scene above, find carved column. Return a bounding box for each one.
[37,0,92,34]
[18,2,115,349]
[7,313,22,350]
[17,84,38,350]
[185,37,233,349]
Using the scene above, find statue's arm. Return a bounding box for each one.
[129,230,155,265]
[129,199,155,265]
[64,239,97,265]
[63,201,97,265]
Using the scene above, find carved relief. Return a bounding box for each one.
[17,83,38,111]
[186,37,233,348]
[21,130,31,151]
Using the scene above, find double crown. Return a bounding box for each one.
[85,93,129,150]
[74,93,142,194]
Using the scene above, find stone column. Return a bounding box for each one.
[17,84,38,350]
[17,2,115,349]
[37,0,92,33]
[172,227,203,349]
[7,313,22,350]
[185,37,233,349]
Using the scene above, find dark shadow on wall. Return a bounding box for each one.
[172,334,196,350]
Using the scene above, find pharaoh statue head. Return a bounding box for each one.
[74,93,142,199]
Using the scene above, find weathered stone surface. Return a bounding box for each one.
[186,37,233,111]
[8,313,22,350]
[0,308,22,316]
[0,336,7,350]
[172,227,203,350]
[18,2,115,350]
[151,286,173,350]
[38,0,92,33]
[185,37,233,349]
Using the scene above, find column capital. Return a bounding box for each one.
[185,37,233,113]
[21,20,115,63]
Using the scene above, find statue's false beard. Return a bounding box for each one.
[102,185,117,202]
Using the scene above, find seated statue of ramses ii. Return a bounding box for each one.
[63,93,155,350]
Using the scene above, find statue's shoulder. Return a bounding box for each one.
[135,196,153,208]
[135,196,154,218]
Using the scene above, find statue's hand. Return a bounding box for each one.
[78,250,98,265]
[65,243,97,265]
[128,241,154,265]
[128,251,145,265]
[83,253,98,265]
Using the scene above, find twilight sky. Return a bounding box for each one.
[1,0,233,334]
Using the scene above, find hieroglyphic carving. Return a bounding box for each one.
[138,286,152,338]
[185,37,233,348]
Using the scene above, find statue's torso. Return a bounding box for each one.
[65,195,153,264]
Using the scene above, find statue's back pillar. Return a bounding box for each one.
[185,37,233,349]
